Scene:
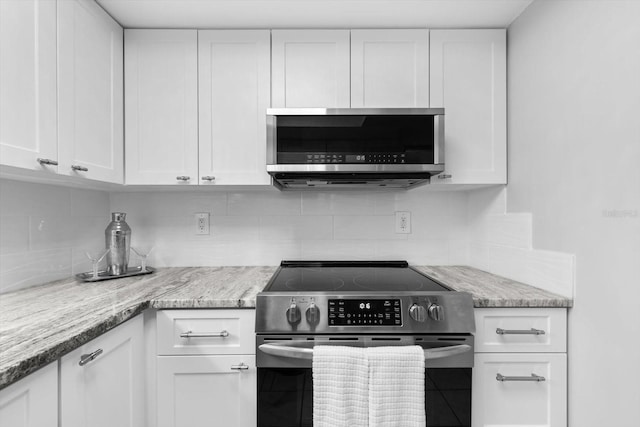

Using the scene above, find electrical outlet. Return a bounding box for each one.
[195,213,210,235]
[395,211,411,234]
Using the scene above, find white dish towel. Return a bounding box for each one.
[313,345,369,427]
[368,346,426,427]
[312,345,426,427]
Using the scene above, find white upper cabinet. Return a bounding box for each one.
[198,30,271,186]
[351,29,429,108]
[58,0,124,184]
[125,30,198,185]
[0,0,57,172]
[272,30,350,108]
[430,29,507,185]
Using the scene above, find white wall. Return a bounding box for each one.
[507,1,640,425]
[0,179,110,293]
[109,187,470,267]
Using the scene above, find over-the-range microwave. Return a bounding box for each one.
[266,108,445,190]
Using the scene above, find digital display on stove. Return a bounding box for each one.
[328,299,401,326]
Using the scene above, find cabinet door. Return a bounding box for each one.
[473,353,567,427]
[58,0,123,184]
[0,362,57,427]
[60,316,144,427]
[125,30,198,185]
[272,30,350,108]
[198,30,271,185]
[0,0,57,172]
[351,29,429,108]
[157,355,257,427]
[430,30,506,185]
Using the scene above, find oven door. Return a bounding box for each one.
[256,335,473,427]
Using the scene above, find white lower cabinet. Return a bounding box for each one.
[157,355,257,427]
[472,308,568,427]
[473,353,567,427]
[60,316,144,427]
[156,309,257,427]
[0,362,58,427]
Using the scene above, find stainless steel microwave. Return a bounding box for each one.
[266,108,445,190]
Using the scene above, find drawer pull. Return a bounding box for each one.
[496,328,546,335]
[37,158,58,166]
[71,164,89,172]
[79,348,103,366]
[180,330,230,339]
[496,373,546,382]
[230,363,249,371]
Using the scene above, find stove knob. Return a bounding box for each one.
[428,304,444,321]
[409,304,427,322]
[306,302,320,325]
[286,300,301,325]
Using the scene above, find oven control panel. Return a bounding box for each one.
[328,299,401,326]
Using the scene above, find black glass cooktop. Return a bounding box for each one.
[264,261,452,293]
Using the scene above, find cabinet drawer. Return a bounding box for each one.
[475,308,566,353]
[157,309,255,355]
[472,353,567,427]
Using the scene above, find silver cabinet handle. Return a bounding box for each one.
[230,363,249,371]
[437,174,452,179]
[37,158,58,166]
[71,165,88,172]
[496,328,546,335]
[201,176,215,181]
[496,373,546,382]
[180,330,229,338]
[79,348,103,366]
[176,176,190,181]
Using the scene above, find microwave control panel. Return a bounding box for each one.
[328,299,402,326]
[279,152,408,164]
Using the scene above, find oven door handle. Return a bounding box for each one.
[258,343,472,361]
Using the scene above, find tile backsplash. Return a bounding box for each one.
[109,187,469,268]
[0,179,109,293]
[0,179,575,297]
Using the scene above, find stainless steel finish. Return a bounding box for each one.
[75,266,155,282]
[176,176,190,181]
[286,299,301,325]
[71,164,88,172]
[105,212,131,276]
[271,176,433,191]
[230,363,249,370]
[180,330,230,338]
[496,328,546,335]
[305,299,320,325]
[434,114,445,164]
[79,348,103,366]
[259,342,470,361]
[409,304,427,322]
[437,174,452,179]
[256,335,474,369]
[37,158,58,166]
[267,108,445,116]
[256,292,475,335]
[428,303,444,321]
[267,164,444,174]
[201,176,215,181]
[496,373,546,382]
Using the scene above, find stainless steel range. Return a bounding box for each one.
[255,261,476,427]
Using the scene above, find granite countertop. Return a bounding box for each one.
[0,264,571,390]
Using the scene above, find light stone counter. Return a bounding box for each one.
[0,264,571,390]
[0,266,276,390]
